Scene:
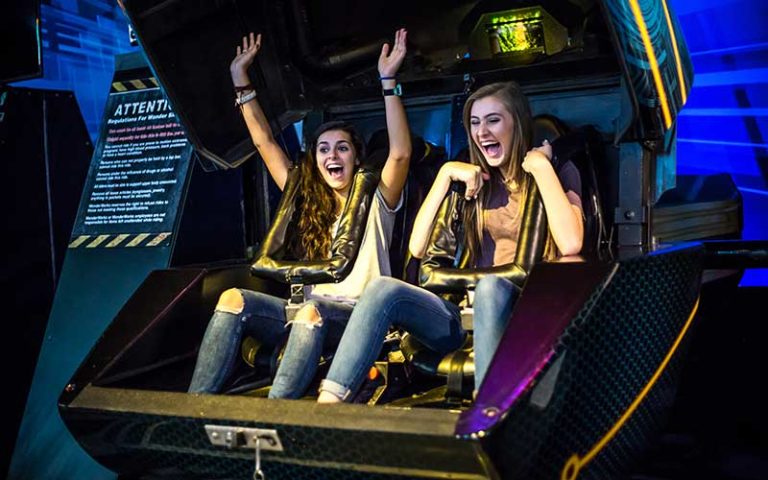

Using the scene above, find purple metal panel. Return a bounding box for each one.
[456,262,616,436]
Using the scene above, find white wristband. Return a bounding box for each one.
[235,90,257,106]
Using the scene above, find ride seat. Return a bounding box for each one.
[551,123,608,258]
[364,130,447,282]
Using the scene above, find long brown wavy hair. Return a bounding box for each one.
[461,82,540,263]
[294,121,365,260]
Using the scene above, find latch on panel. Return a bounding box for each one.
[204,425,284,452]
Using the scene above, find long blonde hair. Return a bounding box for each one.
[461,82,534,263]
[294,121,365,260]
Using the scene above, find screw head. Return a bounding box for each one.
[482,406,500,417]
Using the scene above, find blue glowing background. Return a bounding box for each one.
[670,0,768,285]
[13,0,768,285]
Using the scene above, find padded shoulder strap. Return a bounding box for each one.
[251,166,302,270]
[513,178,548,271]
[250,165,381,284]
[419,174,547,294]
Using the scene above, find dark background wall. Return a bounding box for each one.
[0,87,92,478]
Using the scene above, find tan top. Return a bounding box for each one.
[476,161,583,267]
[477,180,521,267]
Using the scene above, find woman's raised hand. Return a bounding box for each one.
[378,28,408,78]
[230,32,262,86]
[442,161,490,201]
[522,139,553,174]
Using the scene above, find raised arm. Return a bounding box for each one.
[408,161,487,259]
[377,28,412,209]
[231,33,291,190]
[523,141,584,256]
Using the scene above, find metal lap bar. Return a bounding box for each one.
[289,283,304,304]
[460,309,474,332]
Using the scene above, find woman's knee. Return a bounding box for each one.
[362,277,407,305]
[348,277,411,332]
[216,288,245,314]
[474,275,511,300]
[293,302,323,327]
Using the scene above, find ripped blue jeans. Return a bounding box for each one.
[188,289,352,399]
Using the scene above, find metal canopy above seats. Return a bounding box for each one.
[119,0,691,169]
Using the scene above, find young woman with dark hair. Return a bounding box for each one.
[189,29,411,399]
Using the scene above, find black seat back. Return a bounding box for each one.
[547,124,608,258]
[363,130,448,285]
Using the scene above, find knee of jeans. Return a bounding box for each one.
[363,277,405,303]
[291,302,323,328]
[206,308,240,336]
[216,288,245,315]
[474,275,507,300]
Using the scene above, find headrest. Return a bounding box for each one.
[366,129,430,165]
[533,114,568,146]
[366,128,389,154]
[360,147,389,171]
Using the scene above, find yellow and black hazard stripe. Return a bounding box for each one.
[68,232,172,249]
[110,77,160,94]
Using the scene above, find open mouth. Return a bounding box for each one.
[482,142,502,158]
[325,163,345,180]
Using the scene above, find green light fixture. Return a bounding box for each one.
[469,6,568,63]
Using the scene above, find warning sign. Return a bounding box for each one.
[71,78,193,247]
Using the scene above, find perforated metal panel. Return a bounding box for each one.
[63,389,492,479]
[488,246,702,479]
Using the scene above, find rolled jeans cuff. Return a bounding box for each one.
[318,379,351,401]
